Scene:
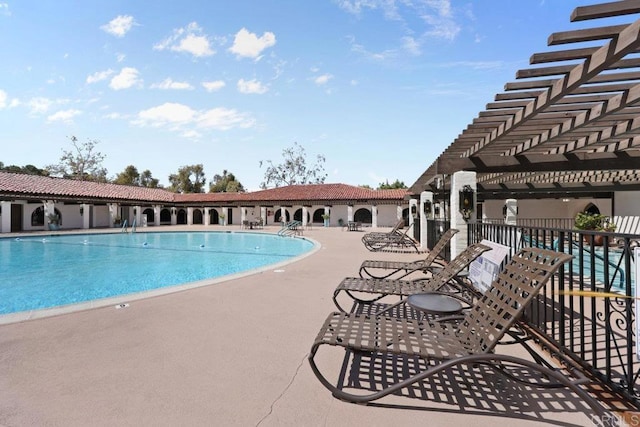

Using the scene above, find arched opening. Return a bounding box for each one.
[142,208,154,224]
[160,209,171,223]
[402,207,410,227]
[354,208,372,224]
[294,208,311,223]
[583,203,600,215]
[210,209,220,224]
[31,206,45,226]
[274,209,290,223]
[177,209,187,225]
[193,209,203,224]
[312,209,325,224]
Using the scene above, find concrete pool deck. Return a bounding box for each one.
[0,225,606,426]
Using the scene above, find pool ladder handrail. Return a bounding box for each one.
[120,219,128,233]
[120,218,137,233]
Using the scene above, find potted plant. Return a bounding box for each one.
[322,213,330,227]
[47,213,61,231]
[574,212,616,245]
[113,216,122,226]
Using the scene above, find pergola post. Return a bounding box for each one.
[450,171,477,260]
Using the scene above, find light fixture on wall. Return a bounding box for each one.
[423,200,432,215]
[459,185,475,221]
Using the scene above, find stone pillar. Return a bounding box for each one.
[203,208,210,226]
[1,201,11,233]
[408,199,418,228]
[450,171,477,260]
[396,205,402,222]
[133,206,142,227]
[324,206,331,227]
[220,207,227,226]
[504,198,518,225]
[420,191,434,250]
[280,207,287,224]
[347,205,353,222]
[371,205,378,228]
[241,207,247,224]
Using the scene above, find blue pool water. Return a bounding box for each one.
[0,232,315,315]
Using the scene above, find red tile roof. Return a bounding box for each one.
[0,172,407,204]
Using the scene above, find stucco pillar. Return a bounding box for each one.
[302,206,308,228]
[371,205,378,228]
[347,205,353,222]
[1,201,11,233]
[396,205,402,222]
[280,207,287,224]
[450,171,477,260]
[171,207,177,225]
[504,198,518,225]
[186,207,193,226]
[260,207,266,225]
[81,203,90,229]
[420,191,434,250]
[241,207,247,224]
[408,199,418,228]
[154,205,161,226]
[108,203,119,228]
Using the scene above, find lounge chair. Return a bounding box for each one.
[309,247,606,416]
[360,219,404,240]
[359,228,459,280]
[362,222,421,253]
[333,241,491,312]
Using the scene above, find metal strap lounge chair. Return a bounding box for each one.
[360,219,404,241]
[361,223,421,253]
[309,247,606,416]
[333,242,491,312]
[359,228,459,280]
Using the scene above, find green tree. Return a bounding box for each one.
[209,169,245,193]
[46,136,107,182]
[114,165,160,188]
[359,184,373,190]
[168,164,206,193]
[259,142,326,188]
[0,162,48,175]
[378,179,407,190]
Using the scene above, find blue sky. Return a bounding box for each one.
[0,1,609,190]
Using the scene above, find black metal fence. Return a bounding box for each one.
[468,221,640,407]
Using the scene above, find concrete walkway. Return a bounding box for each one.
[0,226,602,426]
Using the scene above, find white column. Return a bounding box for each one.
[186,207,193,225]
[1,201,11,233]
[408,199,418,228]
[154,205,161,226]
[220,207,227,226]
[396,205,402,222]
[347,205,353,222]
[371,205,378,228]
[302,206,308,228]
[505,198,518,225]
[450,171,477,260]
[108,203,119,227]
[81,203,90,229]
[44,200,56,228]
[241,207,247,224]
[420,191,434,250]
[280,207,287,224]
[260,207,266,225]
[133,206,142,227]
[204,208,210,226]
[171,208,177,225]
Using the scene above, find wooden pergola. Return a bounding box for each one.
[409,0,640,201]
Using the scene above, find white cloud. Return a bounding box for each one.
[154,22,215,58]
[132,102,255,133]
[134,103,196,128]
[101,15,136,37]
[116,53,126,62]
[202,80,226,92]
[27,97,54,114]
[313,74,333,85]
[86,69,114,84]
[229,28,276,59]
[402,36,421,55]
[150,78,194,90]
[47,109,81,123]
[237,78,268,94]
[109,67,142,90]
[0,3,10,16]
[197,108,255,130]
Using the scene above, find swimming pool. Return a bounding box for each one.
[0,231,316,319]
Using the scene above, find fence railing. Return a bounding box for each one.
[468,221,640,407]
